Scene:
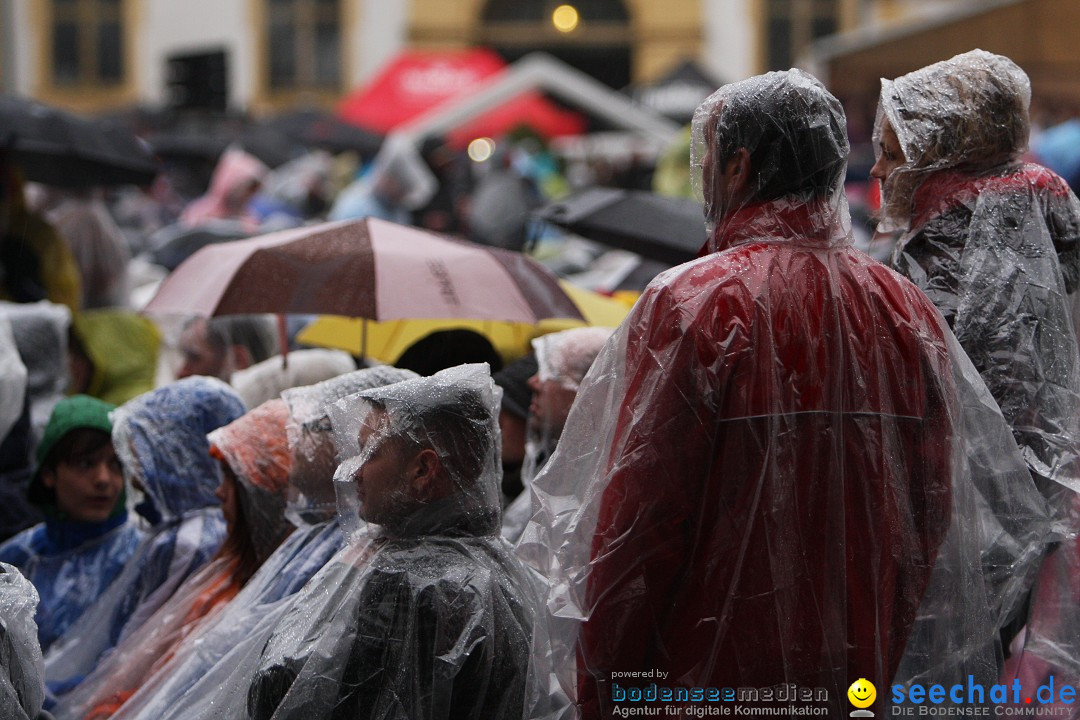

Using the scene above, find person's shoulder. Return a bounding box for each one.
[370,537,507,592]
[0,524,43,564]
[642,245,767,300]
[1014,163,1073,195]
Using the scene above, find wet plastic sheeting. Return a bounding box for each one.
[98,367,422,720]
[0,300,69,441]
[517,70,1053,718]
[0,562,44,720]
[876,50,1080,510]
[235,365,538,719]
[52,400,295,720]
[43,378,245,691]
[281,366,418,527]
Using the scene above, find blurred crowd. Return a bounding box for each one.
[3,46,1080,720]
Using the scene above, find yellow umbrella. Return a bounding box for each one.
[296,281,634,364]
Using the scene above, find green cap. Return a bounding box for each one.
[35,395,117,468]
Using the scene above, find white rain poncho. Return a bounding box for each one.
[503,328,613,544]
[43,377,245,695]
[229,348,356,410]
[875,50,1080,510]
[517,70,1052,718]
[240,364,538,720]
[91,367,418,720]
[0,562,44,720]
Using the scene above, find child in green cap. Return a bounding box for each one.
[0,395,145,651]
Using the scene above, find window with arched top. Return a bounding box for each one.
[265,0,342,91]
[765,0,841,71]
[476,0,632,89]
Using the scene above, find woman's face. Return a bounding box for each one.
[870,116,907,187]
[214,462,239,533]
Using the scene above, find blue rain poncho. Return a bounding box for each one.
[0,394,144,652]
[90,367,417,720]
[0,516,143,654]
[42,377,245,693]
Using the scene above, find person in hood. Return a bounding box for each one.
[42,377,245,697]
[501,329,612,544]
[0,158,81,314]
[179,147,269,231]
[67,310,160,407]
[246,364,537,720]
[63,399,295,720]
[516,69,1050,718]
[872,50,1080,672]
[0,395,143,652]
[82,367,417,720]
[872,50,1080,511]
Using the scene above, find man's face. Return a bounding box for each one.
[351,409,413,526]
[288,420,338,505]
[177,320,227,380]
[527,374,577,435]
[43,440,124,524]
[499,409,527,465]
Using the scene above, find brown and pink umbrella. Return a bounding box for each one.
[143,217,584,326]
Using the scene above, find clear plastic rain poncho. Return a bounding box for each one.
[876,50,1080,510]
[0,314,26,442]
[237,364,537,720]
[0,300,70,442]
[503,328,613,544]
[92,367,418,720]
[0,562,44,720]
[42,377,245,694]
[517,70,1052,718]
[54,399,295,720]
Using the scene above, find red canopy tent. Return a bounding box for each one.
[338,48,585,146]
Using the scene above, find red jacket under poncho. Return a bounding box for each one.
[578,199,955,717]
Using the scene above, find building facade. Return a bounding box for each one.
[3,0,938,116]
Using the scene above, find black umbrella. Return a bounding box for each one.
[535,187,706,266]
[0,95,159,187]
[267,109,383,158]
[147,132,229,162]
[147,220,251,271]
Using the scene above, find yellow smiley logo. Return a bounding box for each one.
[848,678,876,709]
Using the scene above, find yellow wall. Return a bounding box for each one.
[407,0,703,83]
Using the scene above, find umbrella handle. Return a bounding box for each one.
[277,314,289,370]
